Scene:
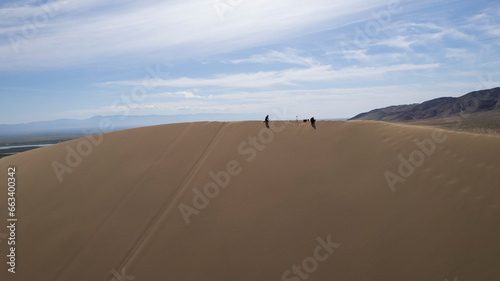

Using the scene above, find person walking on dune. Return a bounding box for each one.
[310,117,316,129]
[264,115,270,128]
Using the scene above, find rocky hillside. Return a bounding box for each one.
[350,87,500,122]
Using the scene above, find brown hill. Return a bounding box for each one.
[350,87,500,122]
[1,121,499,281]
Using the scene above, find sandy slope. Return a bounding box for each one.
[0,121,499,281]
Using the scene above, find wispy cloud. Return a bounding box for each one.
[372,22,474,51]
[444,48,473,61]
[464,8,500,41]
[0,0,393,70]
[230,48,318,66]
[2,0,498,124]
[337,49,406,63]
[70,81,482,119]
[375,36,414,50]
[101,104,161,111]
[103,63,439,89]
[150,91,207,99]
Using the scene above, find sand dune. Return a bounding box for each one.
[1,120,500,281]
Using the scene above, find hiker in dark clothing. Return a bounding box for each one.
[310,117,316,129]
[264,115,270,128]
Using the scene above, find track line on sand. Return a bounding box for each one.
[52,125,193,281]
[116,122,228,274]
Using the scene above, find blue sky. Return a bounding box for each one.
[1,0,499,124]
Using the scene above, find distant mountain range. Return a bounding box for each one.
[350,87,500,122]
[0,113,256,137]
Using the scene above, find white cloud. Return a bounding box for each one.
[104,63,439,89]
[464,9,500,41]
[0,0,393,69]
[326,48,407,63]
[375,36,414,50]
[371,22,474,51]
[150,91,206,99]
[404,22,473,41]
[101,104,161,111]
[62,80,484,120]
[230,48,318,66]
[444,48,471,60]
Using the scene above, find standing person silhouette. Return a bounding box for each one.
[310,117,316,129]
[264,115,270,129]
